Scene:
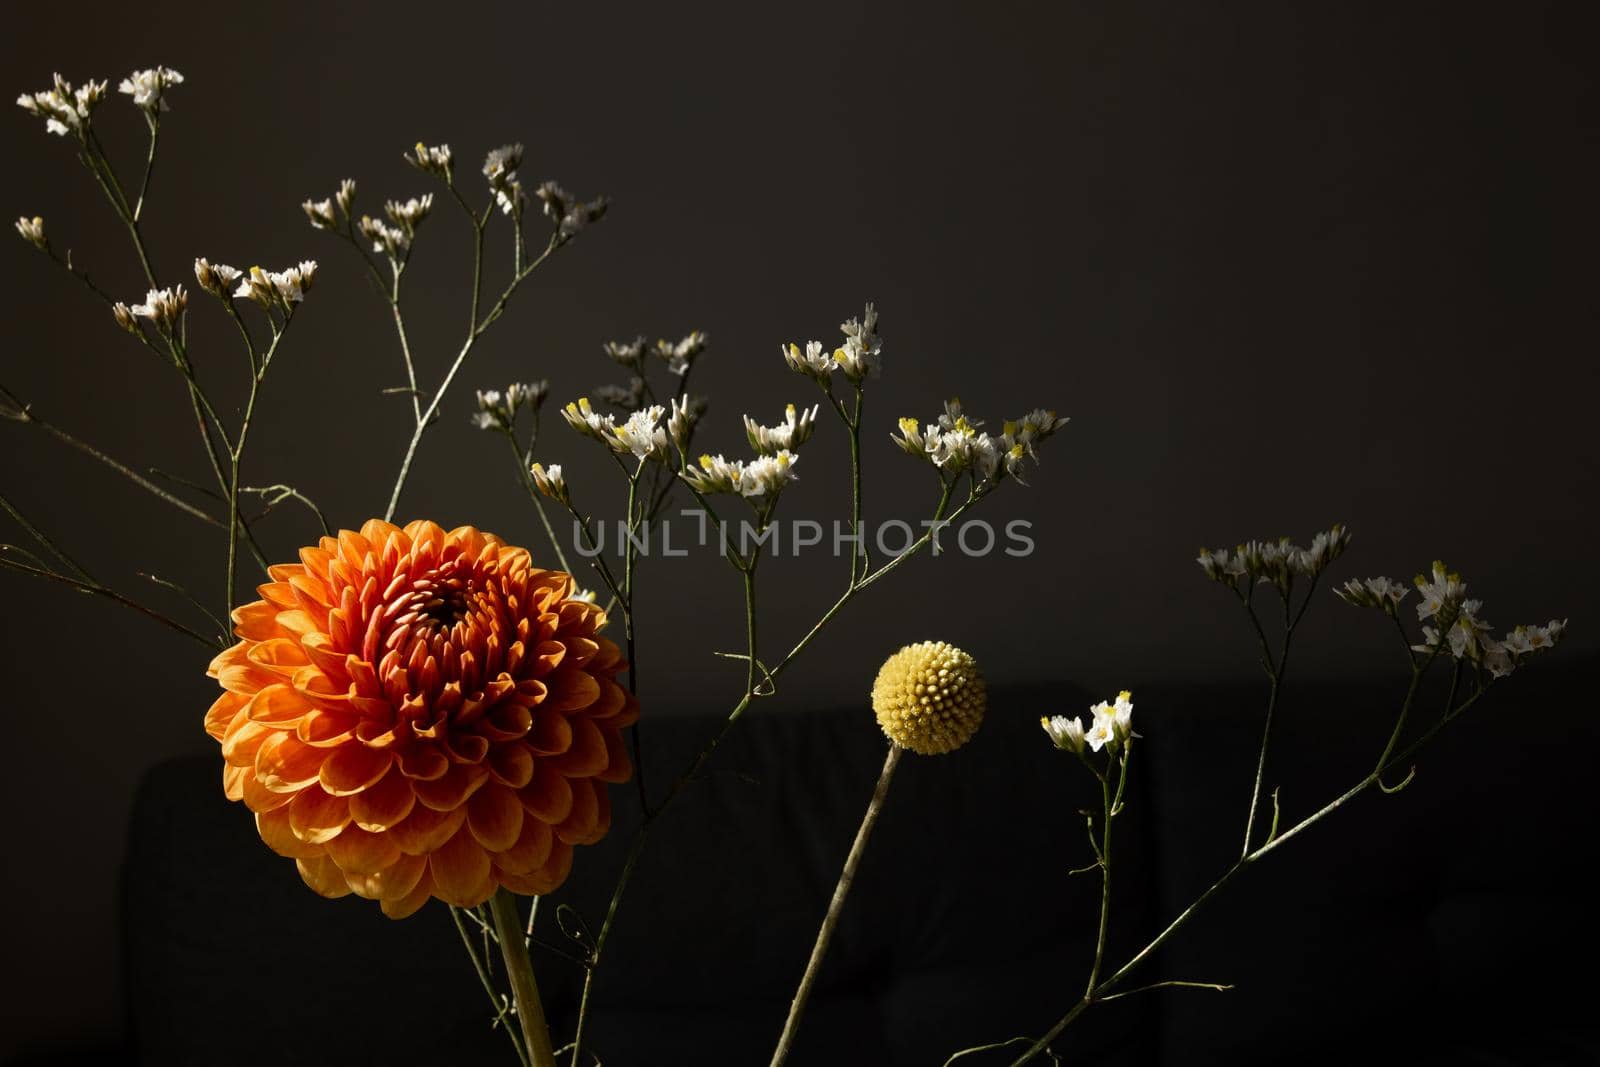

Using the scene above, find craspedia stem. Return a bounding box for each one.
[770,742,903,1067]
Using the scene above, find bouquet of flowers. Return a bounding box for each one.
[6,66,1568,1066]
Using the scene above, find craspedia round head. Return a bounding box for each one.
[870,640,986,755]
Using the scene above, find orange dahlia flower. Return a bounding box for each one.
[203,519,636,918]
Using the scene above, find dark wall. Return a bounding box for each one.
[1,0,1595,1057]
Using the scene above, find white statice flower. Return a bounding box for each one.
[594,378,646,411]
[783,340,834,380]
[385,194,434,233]
[667,395,703,452]
[1335,576,1412,615]
[833,302,882,381]
[569,587,598,604]
[18,74,106,137]
[472,389,506,430]
[1085,717,1116,753]
[891,417,927,457]
[1413,561,1466,622]
[654,331,707,376]
[129,286,188,332]
[1088,690,1134,741]
[535,181,608,239]
[1041,714,1086,754]
[684,453,744,495]
[484,143,524,215]
[1447,603,1493,660]
[603,336,647,369]
[407,142,453,180]
[193,257,242,297]
[529,462,569,504]
[117,67,184,112]
[744,403,818,454]
[359,216,410,257]
[561,398,617,442]
[1290,524,1351,577]
[737,450,798,498]
[609,405,669,461]
[302,198,337,230]
[233,263,316,307]
[14,216,46,250]
[336,179,357,217]
[110,301,139,333]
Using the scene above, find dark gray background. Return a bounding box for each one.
[2,0,1595,1056]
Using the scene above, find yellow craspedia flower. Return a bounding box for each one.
[871,641,986,755]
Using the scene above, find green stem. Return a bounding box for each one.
[452,906,530,1067]
[770,743,903,1066]
[489,890,557,1067]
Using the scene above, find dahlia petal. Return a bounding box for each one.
[254,731,327,792]
[258,806,325,859]
[347,851,426,902]
[241,768,293,812]
[494,813,553,874]
[288,787,352,844]
[499,840,573,896]
[398,744,450,781]
[288,573,332,611]
[586,678,627,721]
[247,637,312,676]
[299,633,352,685]
[274,608,321,639]
[359,518,404,547]
[231,600,284,641]
[245,683,312,726]
[319,744,394,796]
[380,868,435,919]
[266,564,300,584]
[204,691,248,741]
[441,732,489,764]
[546,668,601,712]
[533,640,566,674]
[350,766,417,831]
[467,783,524,852]
[258,580,298,609]
[589,637,624,672]
[388,803,466,855]
[549,717,610,778]
[296,708,359,747]
[480,703,533,743]
[412,762,490,811]
[324,825,402,875]
[519,761,574,825]
[565,636,601,668]
[594,725,633,784]
[335,529,373,568]
[298,545,334,582]
[556,776,600,845]
[429,827,492,906]
[223,763,246,801]
[487,742,535,788]
[221,715,274,768]
[445,525,488,560]
[296,854,353,898]
[527,710,572,756]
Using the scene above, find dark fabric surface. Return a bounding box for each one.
[89,661,1598,1065]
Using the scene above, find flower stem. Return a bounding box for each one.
[489,890,557,1067]
[770,743,903,1067]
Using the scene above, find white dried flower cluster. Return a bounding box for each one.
[1402,561,1568,677]
[743,403,818,455]
[117,67,184,113]
[1334,576,1412,615]
[483,144,524,216]
[193,258,243,298]
[685,450,799,500]
[594,377,646,412]
[472,381,549,431]
[17,73,107,137]
[406,142,453,181]
[892,399,1064,484]
[1043,690,1134,756]
[603,337,647,369]
[14,216,46,250]
[535,181,608,242]
[234,262,317,307]
[385,194,433,234]
[1197,525,1351,594]
[561,399,670,461]
[529,462,569,504]
[126,286,188,332]
[782,303,882,384]
[336,179,357,218]
[359,215,410,257]
[653,331,706,377]
[667,395,705,452]
[302,198,337,230]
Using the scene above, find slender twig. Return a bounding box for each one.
[770,743,903,1066]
